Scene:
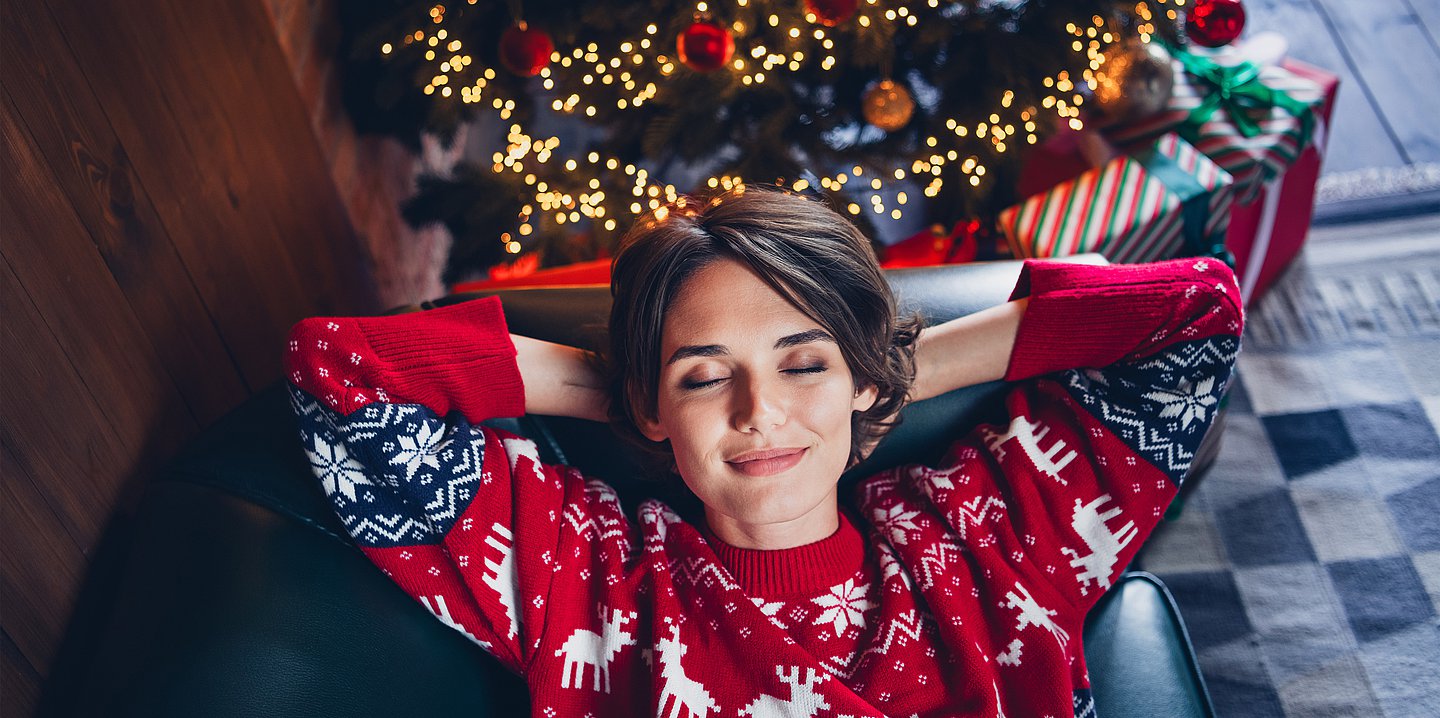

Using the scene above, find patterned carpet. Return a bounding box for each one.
[1134,212,1440,717]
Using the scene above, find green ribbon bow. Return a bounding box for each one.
[1169,45,1315,149]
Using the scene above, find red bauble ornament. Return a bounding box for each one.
[804,0,859,27]
[1187,0,1247,48]
[498,22,553,76]
[677,21,734,72]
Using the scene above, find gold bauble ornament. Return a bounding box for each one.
[1089,37,1175,127]
[862,79,915,132]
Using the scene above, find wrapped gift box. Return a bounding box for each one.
[1025,50,1339,304]
[452,257,612,292]
[1104,44,1330,205]
[1223,58,1338,302]
[879,221,980,268]
[1000,133,1235,264]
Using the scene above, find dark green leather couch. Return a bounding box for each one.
[38,258,1214,717]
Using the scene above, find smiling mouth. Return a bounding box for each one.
[725,448,807,477]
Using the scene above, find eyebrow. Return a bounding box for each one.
[665,329,836,366]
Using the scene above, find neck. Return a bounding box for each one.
[703,490,841,550]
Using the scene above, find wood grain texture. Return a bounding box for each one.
[1312,0,1440,163]
[262,0,453,307]
[1,0,379,701]
[44,0,379,391]
[0,288,91,674]
[0,102,184,547]
[1403,0,1440,52]
[1245,0,1404,172]
[1,2,249,429]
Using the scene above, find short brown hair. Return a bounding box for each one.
[601,186,922,475]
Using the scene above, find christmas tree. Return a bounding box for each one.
[339,0,1205,284]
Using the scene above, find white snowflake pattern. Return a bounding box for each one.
[305,434,371,502]
[1145,375,1217,430]
[812,578,873,637]
[388,420,453,482]
[873,503,923,545]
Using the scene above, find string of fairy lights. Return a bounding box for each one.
[381,0,1184,256]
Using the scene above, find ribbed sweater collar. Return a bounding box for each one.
[702,510,865,598]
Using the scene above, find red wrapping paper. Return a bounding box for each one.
[452,257,612,292]
[1225,58,1338,303]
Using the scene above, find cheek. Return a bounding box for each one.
[809,380,862,426]
[656,398,723,460]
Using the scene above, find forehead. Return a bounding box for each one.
[662,258,820,345]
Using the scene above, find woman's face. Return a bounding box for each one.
[639,257,877,539]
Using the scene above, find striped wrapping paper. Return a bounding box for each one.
[999,133,1235,264]
[1104,48,1326,204]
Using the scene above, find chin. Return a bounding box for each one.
[720,484,833,524]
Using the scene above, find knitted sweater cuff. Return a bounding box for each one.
[356,296,527,420]
[1002,259,1221,382]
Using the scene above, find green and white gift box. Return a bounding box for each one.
[999,133,1235,264]
[1103,43,1326,204]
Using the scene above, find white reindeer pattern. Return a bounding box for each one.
[554,605,638,693]
[1061,494,1137,595]
[740,666,832,717]
[1004,581,1070,651]
[981,415,1077,485]
[655,622,717,718]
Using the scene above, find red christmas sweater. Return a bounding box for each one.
[285,258,1243,717]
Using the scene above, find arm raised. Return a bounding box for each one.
[511,334,610,422]
[909,297,1029,403]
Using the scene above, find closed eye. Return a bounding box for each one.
[681,366,828,391]
[785,366,828,375]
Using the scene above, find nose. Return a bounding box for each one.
[731,371,786,434]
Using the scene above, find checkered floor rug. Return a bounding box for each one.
[1133,213,1440,717]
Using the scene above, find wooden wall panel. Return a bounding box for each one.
[1313,0,1440,164]
[43,0,379,390]
[0,109,175,545]
[0,258,96,673]
[1244,0,1403,173]
[0,3,246,431]
[1,0,380,704]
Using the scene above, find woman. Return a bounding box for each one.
[286,186,1242,717]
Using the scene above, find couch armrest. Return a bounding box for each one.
[1086,572,1216,717]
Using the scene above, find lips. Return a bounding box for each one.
[725,447,807,477]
